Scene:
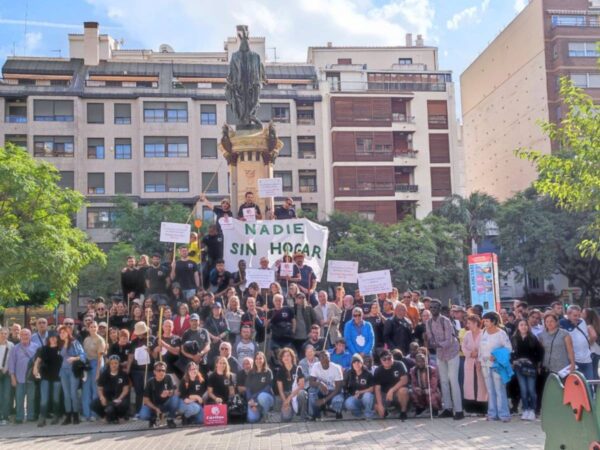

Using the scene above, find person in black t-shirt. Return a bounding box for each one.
[274,197,297,220]
[201,226,224,289]
[146,253,169,297]
[108,329,131,371]
[177,362,205,425]
[208,260,232,297]
[207,356,235,404]
[373,350,409,421]
[121,256,144,303]
[200,195,234,235]
[139,361,178,428]
[343,354,375,419]
[92,355,130,423]
[267,294,296,351]
[237,191,262,220]
[179,315,211,375]
[276,347,307,422]
[157,320,182,380]
[108,301,130,330]
[170,246,200,300]
[33,331,62,426]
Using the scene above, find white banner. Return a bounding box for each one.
[223,218,329,280]
[159,222,191,244]
[258,178,283,198]
[357,270,392,296]
[245,268,275,289]
[327,260,359,284]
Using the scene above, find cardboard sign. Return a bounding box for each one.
[327,260,359,284]
[243,207,256,223]
[279,262,295,278]
[357,270,392,296]
[159,222,191,244]
[204,404,228,426]
[258,178,283,198]
[246,268,275,289]
[218,216,234,231]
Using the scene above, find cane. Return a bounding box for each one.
[425,361,434,421]
[322,317,333,351]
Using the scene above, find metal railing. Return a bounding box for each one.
[395,184,419,193]
[395,150,418,159]
[5,115,27,123]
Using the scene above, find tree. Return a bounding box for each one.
[0,144,105,307]
[112,196,192,255]
[517,78,600,257]
[78,242,136,299]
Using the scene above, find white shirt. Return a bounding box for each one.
[569,320,592,364]
[478,329,512,368]
[310,361,343,391]
[0,342,14,372]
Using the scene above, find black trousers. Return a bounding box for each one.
[91,398,130,421]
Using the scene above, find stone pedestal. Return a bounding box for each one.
[219,124,283,215]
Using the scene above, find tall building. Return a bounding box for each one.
[309,35,463,223]
[461,0,600,200]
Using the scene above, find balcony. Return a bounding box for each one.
[392,113,415,123]
[395,184,418,193]
[5,115,27,123]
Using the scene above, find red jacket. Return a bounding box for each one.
[173,314,191,337]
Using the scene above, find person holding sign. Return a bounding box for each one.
[170,246,200,301]
[274,197,297,220]
[200,195,234,235]
[237,191,262,221]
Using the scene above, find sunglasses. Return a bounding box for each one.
[353,314,362,317]
[155,369,166,373]
[381,356,392,361]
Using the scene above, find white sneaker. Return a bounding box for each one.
[520,411,528,420]
[528,410,536,421]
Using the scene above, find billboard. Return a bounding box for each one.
[468,253,501,313]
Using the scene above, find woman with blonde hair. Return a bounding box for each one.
[244,352,274,423]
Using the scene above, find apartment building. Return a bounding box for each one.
[309,34,462,223]
[461,0,600,200]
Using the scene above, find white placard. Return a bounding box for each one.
[218,216,234,231]
[243,207,256,223]
[279,262,295,278]
[245,268,275,289]
[258,178,283,198]
[357,270,393,296]
[327,260,359,284]
[159,222,191,244]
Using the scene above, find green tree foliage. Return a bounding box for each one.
[78,242,136,299]
[517,78,600,257]
[321,212,464,291]
[497,190,600,304]
[0,144,105,307]
[112,196,191,255]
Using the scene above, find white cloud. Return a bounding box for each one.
[446,6,477,30]
[481,0,491,12]
[514,0,527,13]
[25,32,42,53]
[85,0,436,62]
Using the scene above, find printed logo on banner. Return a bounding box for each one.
[204,404,227,426]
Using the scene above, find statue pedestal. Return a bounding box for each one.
[219,124,283,216]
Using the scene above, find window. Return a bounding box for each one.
[296,101,314,124]
[144,137,188,157]
[115,172,132,194]
[87,207,117,229]
[87,103,104,124]
[5,103,27,123]
[298,136,316,159]
[33,100,74,121]
[201,138,218,159]
[271,104,290,123]
[144,171,189,192]
[427,100,448,129]
[87,173,105,194]
[33,136,74,157]
[570,73,600,88]
[398,58,413,65]
[202,172,218,193]
[5,134,26,149]
[200,104,217,125]
[143,102,187,122]
[115,138,132,159]
[551,15,586,27]
[114,103,131,124]
[87,138,105,159]
[337,58,352,64]
[358,211,376,221]
[568,42,600,57]
[58,171,74,190]
[273,171,293,191]
[299,170,317,193]
[356,137,373,154]
[430,167,452,197]
[279,137,292,157]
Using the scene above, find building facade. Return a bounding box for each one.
[461,0,600,201]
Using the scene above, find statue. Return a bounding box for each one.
[225,25,267,129]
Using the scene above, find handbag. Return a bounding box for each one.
[227,394,247,422]
[514,358,537,378]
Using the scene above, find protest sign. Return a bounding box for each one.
[327,260,359,284]
[243,207,256,223]
[159,222,191,244]
[357,270,392,296]
[258,178,283,198]
[222,218,329,280]
[218,216,234,231]
[279,262,295,278]
[245,268,275,289]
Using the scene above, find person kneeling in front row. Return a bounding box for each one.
[308,351,344,420]
[92,355,130,424]
[177,362,205,425]
[374,350,410,421]
[343,354,375,419]
[139,361,178,428]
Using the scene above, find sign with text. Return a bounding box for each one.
[258,178,283,198]
[159,222,191,244]
[245,268,275,289]
[218,216,234,231]
[222,218,329,280]
[279,262,295,278]
[468,253,501,313]
[243,207,256,223]
[327,260,359,284]
[203,404,227,426]
[357,270,392,296]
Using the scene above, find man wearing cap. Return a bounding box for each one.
[180,314,211,375]
[294,252,317,307]
[139,361,178,428]
[201,194,234,233]
[343,308,374,357]
[274,197,297,220]
[343,354,375,419]
[329,338,352,371]
[308,351,344,420]
[93,355,130,423]
[383,303,414,355]
[451,305,466,333]
[373,349,410,421]
[126,321,157,415]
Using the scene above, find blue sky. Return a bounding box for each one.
[0,0,529,111]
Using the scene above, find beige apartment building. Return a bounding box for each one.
[461,0,600,200]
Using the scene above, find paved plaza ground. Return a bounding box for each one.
[0,416,545,449]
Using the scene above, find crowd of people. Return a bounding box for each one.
[0,193,596,429]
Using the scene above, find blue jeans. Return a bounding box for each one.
[40,380,61,418]
[516,372,537,411]
[308,387,344,419]
[139,395,179,420]
[577,362,594,381]
[0,374,12,420]
[344,392,375,418]
[82,359,102,419]
[178,399,204,424]
[15,381,36,421]
[482,366,510,420]
[247,392,274,423]
[60,367,80,413]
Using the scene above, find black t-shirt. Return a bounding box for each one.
[209,270,232,293]
[98,369,128,401]
[268,307,295,338]
[129,336,157,372]
[207,372,234,402]
[38,346,62,381]
[109,314,131,330]
[146,265,169,295]
[181,328,210,351]
[213,206,234,234]
[160,335,182,374]
[374,361,407,393]
[201,235,224,263]
[121,268,143,296]
[144,375,175,406]
[344,368,374,396]
[173,260,198,290]
[274,206,296,220]
[237,202,262,219]
[237,369,249,389]
[108,343,131,365]
[276,365,304,393]
[178,376,206,399]
[244,369,273,397]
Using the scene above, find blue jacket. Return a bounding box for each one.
[343,320,374,356]
[491,347,514,384]
[329,349,352,370]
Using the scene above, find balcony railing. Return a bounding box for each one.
[551,16,600,28]
[392,113,415,123]
[329,80,447,93]
[395,184,419,193]
[395,150,418,158]
[5,115,27,123]
[297,117,315,125]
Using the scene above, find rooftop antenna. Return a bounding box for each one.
[51,49,62,58]
[23,0,29,55]
[268,47,278,62]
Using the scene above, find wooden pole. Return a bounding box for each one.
[157,306,164,363]
[143,308,151,388]
[105,306,110,351]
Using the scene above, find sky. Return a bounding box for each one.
[0,0,530,113]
